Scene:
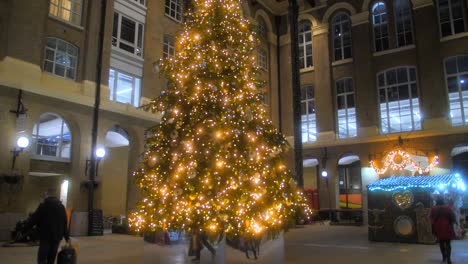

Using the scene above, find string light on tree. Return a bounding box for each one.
[129,0,311,240]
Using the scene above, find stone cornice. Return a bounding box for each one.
[351,11,369,27]
[411,0,434,10]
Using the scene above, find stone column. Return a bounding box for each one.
[351,12,380,137]
[313,24,335,141]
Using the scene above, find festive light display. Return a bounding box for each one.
[129,0,311,240]
[369,150,440,175]
[368,174,466,192]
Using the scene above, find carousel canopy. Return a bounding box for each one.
[368,174,466,192]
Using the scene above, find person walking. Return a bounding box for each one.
[26,188,70,264]
[430,196,456,264]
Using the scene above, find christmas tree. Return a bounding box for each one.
[129,0,310,240]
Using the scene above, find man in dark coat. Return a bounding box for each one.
[430,196,456,264]
[26,188,70,264]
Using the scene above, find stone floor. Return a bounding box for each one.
[0,224,467,263]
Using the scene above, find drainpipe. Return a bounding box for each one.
[88,0,106,236]
[288,0,303,188]
[275,16,282,132]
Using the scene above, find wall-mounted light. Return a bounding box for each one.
[321,170,328,178]
[95,147,106,159]
[11,136,30,169]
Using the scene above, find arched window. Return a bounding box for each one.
[32,113,72,160]
[378,67,421,133]
[301,85,316,142]
[258,18,267,39]
[394,0,414,47]
[43,38,78,80]
[445,55,468,126]
[372,2,389,52]
[257,48,268,70]
[332,13,352,61]
[336,78,357,138]
[298,21,313,69]
[437,0,466,37]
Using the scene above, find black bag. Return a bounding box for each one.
[57,244,76,264]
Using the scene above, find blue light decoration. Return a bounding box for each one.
[368,174,467,193]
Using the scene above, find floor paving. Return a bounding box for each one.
[0,224,467,263]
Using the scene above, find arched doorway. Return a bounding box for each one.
[303,158,319,210]
[100,126,130,219]
[338,154,362,209]
[451,145,468,210]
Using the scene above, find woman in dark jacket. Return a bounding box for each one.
[430,196,456,264]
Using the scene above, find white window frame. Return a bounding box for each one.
[32,113,72,161]
[163,35,175,58]
[43,37,78,80]
[258,18,267,39]
[444,55,468,126]
[436,0,466,37]
[134,0,146,6]
[301,85,317,142]
[372,2,389,52]
[378,66,422,134]
[332,13,352,61]
[336,78,357,139]
[165,0,183,22]
[109,68,141,107]
[49,0,83,26]
[257,48,268,70]
[112,12,144,57]
[394,0,414,47]
[298,21,313,69]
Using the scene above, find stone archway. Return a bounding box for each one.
[100,125,130,220]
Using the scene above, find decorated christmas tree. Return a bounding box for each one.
[129,0,310,240]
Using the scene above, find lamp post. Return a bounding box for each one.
[11,136,30,169]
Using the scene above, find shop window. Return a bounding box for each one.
[298,21,313,69]
[112,12,144,57]
[332,12,352,61]
[437,0,466,37]
[49,0,82,26]
[336,78,357,138]
[394,0,414,47]
[109,69,141,107]
[378,67,421,133]
[165,0,183,22]
[43,37,78,80]
[301,85,316,142]
[372,2,389,52]
[445,55,468,126]
[32,113,72,160]
[163,35,175,58]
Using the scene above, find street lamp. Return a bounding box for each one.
[11,136,29,169]
[95,147,106,175]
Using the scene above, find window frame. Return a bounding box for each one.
[301,85,317,142]
[332,12,352,61]
[298,21,313,69]
[43,37,78,80]
[336,78,357,139]
[109,68,141,107]
[31,113,72,162]
[49,0,83,26]
[257,48,268,70]
[394,0,414,47]
[372,1,389,52]
[436,0,467,37]
[377,66,422,134]
[165,0,183,22]
[112,12,145,58]
[444,55,468,126]
[163,35,176,58]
